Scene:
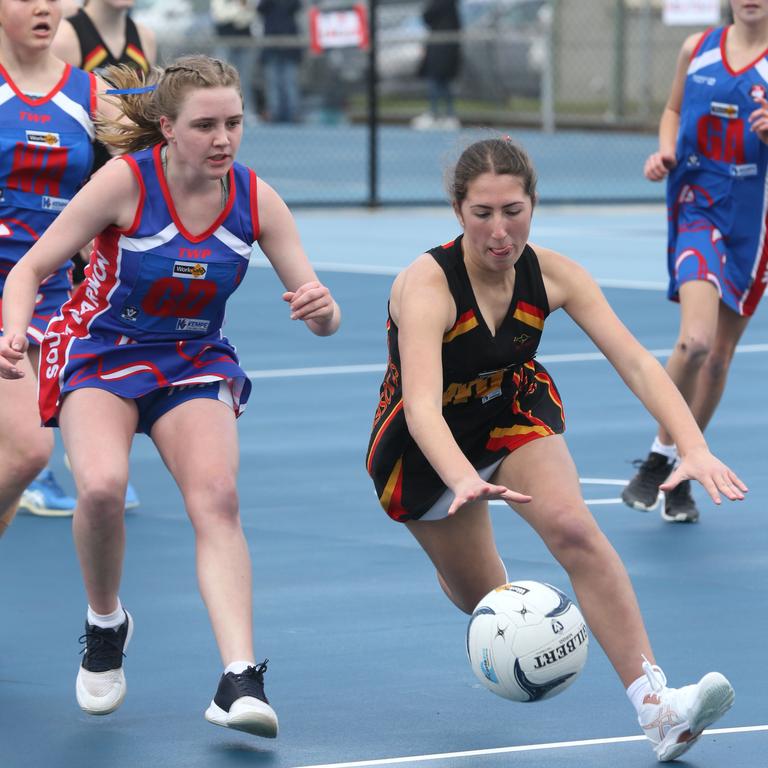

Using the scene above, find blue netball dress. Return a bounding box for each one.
[0,63,95,342]
[666,26,768,316]
[39,144,259,427]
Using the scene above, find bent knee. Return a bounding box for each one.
[6,439,52,488]
[675,334,712,366]
[185,478,240,526]
[543,509,604,566]
[76,475,127,516]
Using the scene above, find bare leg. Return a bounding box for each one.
[151,398,253,665]
[406,501,507,613]
[688,303,750,431]
[0,347,53,537]
[657,281,720,444]
[60,389,136,613]
[497,436,653,686]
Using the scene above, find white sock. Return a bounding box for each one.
[87,598,126,629]
[225,660,255,676]
[627,673,654,714]
[651,437,677,462]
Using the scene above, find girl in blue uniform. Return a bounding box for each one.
[623,0,768,522]
[367,137,745,762]
[0,0,123,531]
[0,54,340,736]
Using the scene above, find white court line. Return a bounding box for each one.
[245,344,768,380]
[490,478,627,507]
[290,725,768,768]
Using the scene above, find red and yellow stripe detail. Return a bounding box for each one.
[443,309,478,343]
[126,44,150,73]
[83,46,108,72]
[378,457,407,520]
[513,301,545,331]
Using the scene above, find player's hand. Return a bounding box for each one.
[644,151,677,181]
[749,95,768,145]
[0,333,29,379]
[448,476,532,516]
[282,280,334,322]
[660,447,747,505]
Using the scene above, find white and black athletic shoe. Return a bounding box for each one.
[622,452,674,511]
[205,660,278,738]
[76,611,133,715]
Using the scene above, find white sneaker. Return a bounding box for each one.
[637,657,734,762]
[76,612,133,715]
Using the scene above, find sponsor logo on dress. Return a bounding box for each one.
[176,317,210,332]
[173,261,208,279]
[686,153,700,168]
[730,164,757,178]
[25,130,60,147]
[710,101,738,119]
[121,306,139,322]
[751,84,767,102]
[41,196,69,211]
[692,74,716,86]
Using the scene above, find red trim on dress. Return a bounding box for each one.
[152,143,236,243]
[116,155,146,235]
[0,62,71,106]
[249,168,260,241]
[720,26,768,76]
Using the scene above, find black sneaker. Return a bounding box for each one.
[76,611,133,715]
[205,660,278,737]
[661,480,700,523]
[621,452,674,511]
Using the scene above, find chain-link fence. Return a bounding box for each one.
[135,0,732,205]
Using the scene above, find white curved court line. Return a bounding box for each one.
[289,725,768,768]
[244,344,768,380]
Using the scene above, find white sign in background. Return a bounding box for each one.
[663,0,721,26]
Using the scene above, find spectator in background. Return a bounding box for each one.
[212,0,259,119]
[258,0,303,123]
[411,0,461,131]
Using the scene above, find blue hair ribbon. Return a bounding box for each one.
[105,85,157,95]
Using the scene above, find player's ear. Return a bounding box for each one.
[453,200,464,228]
[159,115,175,143]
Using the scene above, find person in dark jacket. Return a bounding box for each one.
[258,0,303,123]
[412,0,461,130]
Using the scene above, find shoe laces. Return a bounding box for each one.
[231,659,269,698]
[642,654,668,694]
[79,625,126,671]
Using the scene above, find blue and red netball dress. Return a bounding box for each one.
[666,26,768,316]
[0,63,96,342]
[366,237,565,522]
[38,144,259,428]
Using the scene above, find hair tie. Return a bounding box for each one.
[106,85,157,95]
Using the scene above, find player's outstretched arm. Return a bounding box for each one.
[543,247,747,506]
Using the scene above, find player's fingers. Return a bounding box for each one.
[727,470,748,493]
[499,489,532,504]
[659,465,686,491]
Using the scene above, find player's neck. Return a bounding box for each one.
[0,47,62,87]
[730,19,768,52]
[85,2,127,36]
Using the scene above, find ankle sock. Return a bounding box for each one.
[87,599,126,629]
[650,437,677,463]
[225,660,255,676]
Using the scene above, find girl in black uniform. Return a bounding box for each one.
[366,138,746,762]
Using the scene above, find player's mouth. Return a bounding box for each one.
[489,245,513,258]
[32,22,52,37]
[208,153,231,165]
